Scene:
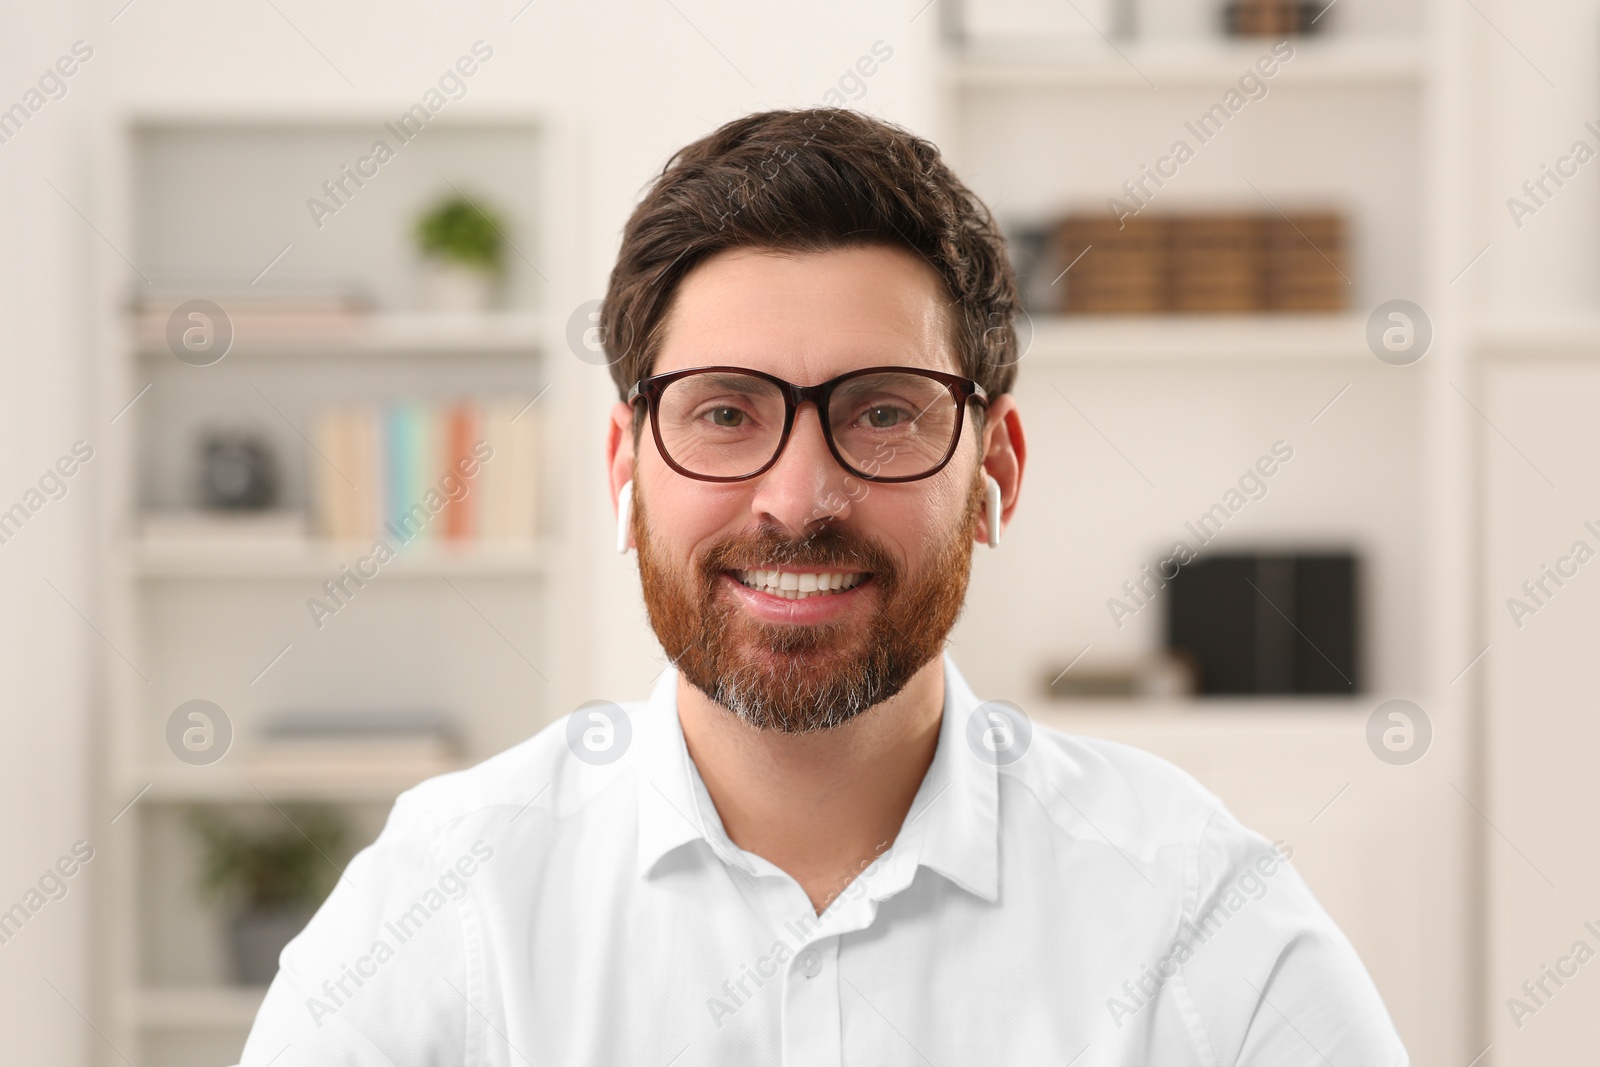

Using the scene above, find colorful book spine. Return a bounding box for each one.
[350,402,381,541]
[309,407,349,540]
[442,403,477,541]
[507,402,539,540]
[479,401,516,540]
[382,403,404,541]
[407,400,434,545]
[308,396,535,545]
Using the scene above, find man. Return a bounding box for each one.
[237,108,1407,1065]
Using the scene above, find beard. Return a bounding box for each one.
[633,470,984,734]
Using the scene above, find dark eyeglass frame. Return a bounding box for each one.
[627,364,989,484]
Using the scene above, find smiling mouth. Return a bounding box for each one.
[725,567,872,600]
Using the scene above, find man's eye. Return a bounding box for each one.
[861,405,911,429]
[704,406,746,427]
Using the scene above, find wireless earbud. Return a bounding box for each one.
[616,479,634,554]
[984,474,1002,548]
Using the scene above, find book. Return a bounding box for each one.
[310,406,354,540]
[479,401,517,540]
[304,396,536,546]
[246,707,462,784]
[134,283,374,347]
[349,402,381,541]
[442,402,479,541]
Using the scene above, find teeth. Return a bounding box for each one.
[733,568,868,599]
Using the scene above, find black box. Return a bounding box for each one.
[1164,552,1358,695]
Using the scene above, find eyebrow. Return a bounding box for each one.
[693,372,768,390]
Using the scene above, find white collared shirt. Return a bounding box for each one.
[236,653,1407,1066]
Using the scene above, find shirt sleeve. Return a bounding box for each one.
[1173,805,1410,1067]
[234,790,471,1067]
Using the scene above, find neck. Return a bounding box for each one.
[676,655,946,915]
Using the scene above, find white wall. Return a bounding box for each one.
[1470,2,1600,1064]
[0,3,96,1064]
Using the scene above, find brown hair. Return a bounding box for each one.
[599,107,1020,441]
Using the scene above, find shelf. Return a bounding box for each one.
[1018,313,1371,363]
[1035,695,1366,718]
[134,311,549,358]
[126,763,458,802]
[949,36,1426,90]
[1031,698,1370,748]
[1476,315,1600,358]
[100,88,575,1067]
[125,537,550,579]
[118,986,267,1029]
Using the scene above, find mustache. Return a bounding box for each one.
[701,520,894,578]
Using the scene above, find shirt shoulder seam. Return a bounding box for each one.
[391,789,475,1056]
[1168,807,1225,1067]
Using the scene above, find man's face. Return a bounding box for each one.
[619,244,987,734]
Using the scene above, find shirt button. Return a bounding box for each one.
[798,950,821,978]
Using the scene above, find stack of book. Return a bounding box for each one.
[134,284,374,345]
[1224,0,1324,37]
[1052,210,1349,314]
[310,398,539,544]
[1058,215,1167,314]
[1264,213,1348,311]
[1168,216,1265,313]
[245,709,462,786]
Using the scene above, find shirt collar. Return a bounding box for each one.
[635,651,999,904]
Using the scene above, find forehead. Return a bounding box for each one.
[651,244,960,383]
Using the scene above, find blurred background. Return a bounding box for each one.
[2,0,1597,1063]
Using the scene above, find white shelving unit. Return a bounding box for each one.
[92,108,586,1067]
[936,4,1476,1064]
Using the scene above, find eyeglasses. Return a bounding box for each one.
[627,365,988,483]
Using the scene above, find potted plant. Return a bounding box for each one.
[414,191,508,312]
[188,804,350,985]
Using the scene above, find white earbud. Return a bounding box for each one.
[616,479,634,554]
[984,474,1002,548]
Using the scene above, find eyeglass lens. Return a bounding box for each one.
[655,370,961,479]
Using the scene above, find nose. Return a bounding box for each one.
[746,401,854,539]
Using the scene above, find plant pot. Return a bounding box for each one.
[419,259,498,313]
[226,907,311,985]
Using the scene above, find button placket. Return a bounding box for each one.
[781,934,841,1067]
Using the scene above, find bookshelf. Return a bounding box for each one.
[939,4,1434,699]
[936,2,1474,1064]
[94,108,583,1066]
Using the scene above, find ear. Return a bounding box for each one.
[606,401,637,551]
[974,394,1025,547]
